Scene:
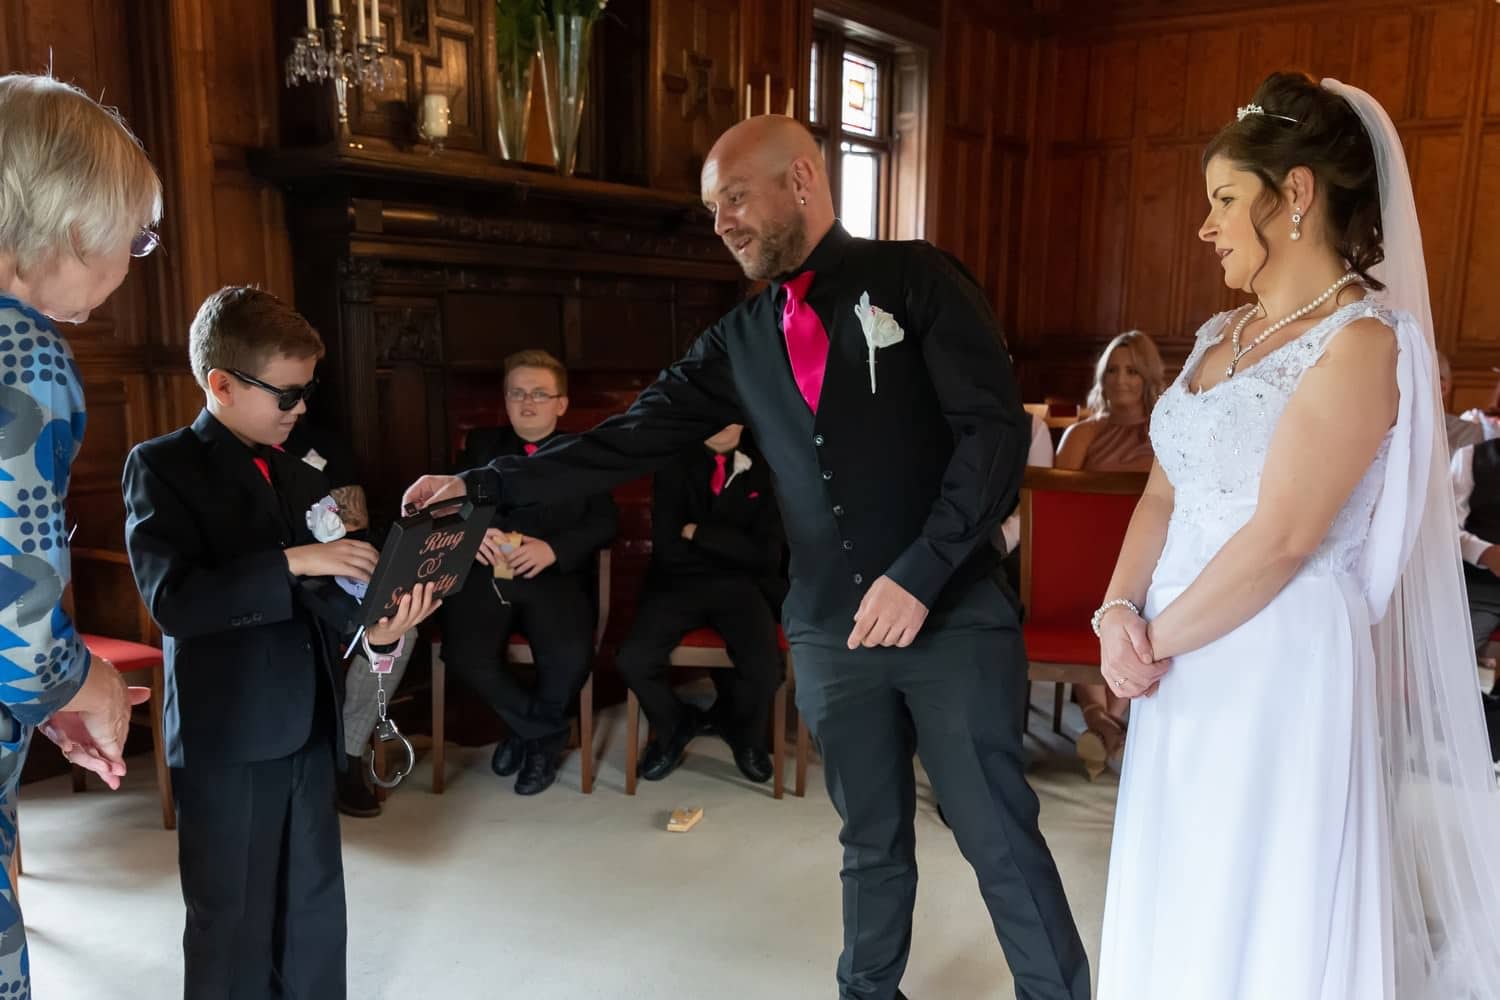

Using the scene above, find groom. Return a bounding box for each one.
[403,116,1088,1000]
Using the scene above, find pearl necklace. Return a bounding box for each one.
[1225,271,1361,378]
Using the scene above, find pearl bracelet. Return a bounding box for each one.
[1091,598,1142,637]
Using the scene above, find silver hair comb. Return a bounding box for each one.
[1237,103,1299,124]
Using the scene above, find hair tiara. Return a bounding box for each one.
[1237,102,1299,125]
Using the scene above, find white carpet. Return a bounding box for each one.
[18,695,1115,999]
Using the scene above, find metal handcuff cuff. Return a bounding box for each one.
[361,631,415,788]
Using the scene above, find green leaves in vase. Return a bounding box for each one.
[496,0,543,56]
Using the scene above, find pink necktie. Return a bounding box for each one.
[782,271,827,412]
[524,443,538,456]
[709,453,728,496]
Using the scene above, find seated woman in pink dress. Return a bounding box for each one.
[1055,330,1164,778]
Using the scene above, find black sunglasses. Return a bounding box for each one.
[229,369,318,411]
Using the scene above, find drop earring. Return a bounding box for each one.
[1290,207,1303,242]
[800,197,807,206]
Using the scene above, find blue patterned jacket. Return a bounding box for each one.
[0,296,90,744]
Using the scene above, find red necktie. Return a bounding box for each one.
[524,443,538,456]
[782,270,828,412]
[709,453,728,496]
[252,445,284,484]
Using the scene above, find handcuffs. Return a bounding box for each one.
[361,631,415,789]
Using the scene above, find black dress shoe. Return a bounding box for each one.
[732,744,773,784]
[638,710,700,781]
[515,742,560,796]
[336,754,381,818]
[491,736,524,777]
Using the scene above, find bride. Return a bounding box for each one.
[1093,71,1500,998]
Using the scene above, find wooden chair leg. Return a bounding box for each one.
[625,689,640,796]
[795,714,810,798]
[772,681,786,800]
[579,673,594,794]
[431,642,446,794]
[1052,682,1066,735]
[151,664,175,830]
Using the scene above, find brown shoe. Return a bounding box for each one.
[1078,707,1125,782]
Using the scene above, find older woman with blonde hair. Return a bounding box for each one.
[1056,330,1164,778]
[0,73,161,989]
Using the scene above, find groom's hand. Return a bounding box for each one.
[1100,613,1169,698]
[847,576,929,649]
[402,474,466,512]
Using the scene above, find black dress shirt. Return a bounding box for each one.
[462,224,1027,630]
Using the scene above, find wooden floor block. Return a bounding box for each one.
[666,807,704,833]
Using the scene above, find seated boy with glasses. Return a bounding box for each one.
[440,349,617,795]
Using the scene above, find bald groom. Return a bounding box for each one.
[404,116,1089,1000]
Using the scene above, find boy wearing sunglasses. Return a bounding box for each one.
[121,286,439,998]
[441,349,617,795]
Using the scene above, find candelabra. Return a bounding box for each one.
[284,7,388,125]
[284,25,328,88]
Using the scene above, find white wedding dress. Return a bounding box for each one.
[1097,297,1408,999]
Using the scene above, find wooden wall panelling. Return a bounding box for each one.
[649,0,742,192]
[742,0,811,119]
[1016,0,1500,405]
[929,0,1035,336]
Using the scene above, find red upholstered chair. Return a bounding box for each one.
[1019,468,1149,736]
[621,626,802,799]
[429,548,610,794]
[76,634,174,830]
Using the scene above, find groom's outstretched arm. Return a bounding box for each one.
[460,324,745,509]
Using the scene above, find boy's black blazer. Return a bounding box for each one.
[123,410,347,768]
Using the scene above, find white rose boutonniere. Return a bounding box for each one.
[306,495,347,543]
[853,292,905,393]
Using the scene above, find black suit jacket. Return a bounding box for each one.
[649,440,787,610]
[463,225,1026,631]
[123,411,348,768]
[459,426,617,577]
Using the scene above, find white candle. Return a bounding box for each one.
[329,0,340,15]
[355,0,366,41]
[786,87,795,118]
[764,74,771,115]
[745,83,752,120]
[369,0,382,39]
[306,0,318,29]
[423,94,450,139]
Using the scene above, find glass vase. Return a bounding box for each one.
[535,14,592,177]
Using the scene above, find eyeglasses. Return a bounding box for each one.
[229,369,319,411]
[504,388,562,404]
[130,226,161,258]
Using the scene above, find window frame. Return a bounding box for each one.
[809,27,896,240]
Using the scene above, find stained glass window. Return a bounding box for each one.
[842,51,879,137]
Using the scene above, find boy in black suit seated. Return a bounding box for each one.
[122,286,439,999]
[442,349,617,795]
[616,423,786,782]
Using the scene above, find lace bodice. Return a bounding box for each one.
[1150,298,1397,575]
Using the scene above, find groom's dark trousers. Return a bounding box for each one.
[789,577,1085,1000]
